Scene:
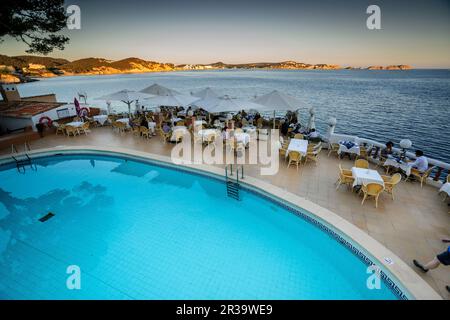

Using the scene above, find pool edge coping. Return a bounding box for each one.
[0,145,442,300]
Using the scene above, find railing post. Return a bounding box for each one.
[433,167,443,181]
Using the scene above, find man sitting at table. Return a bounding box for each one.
[410,150,428,173]
[380,141,394,159]
[162,122,171,134]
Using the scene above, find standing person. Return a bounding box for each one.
[413,240,450,293]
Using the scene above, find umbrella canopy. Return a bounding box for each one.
[95,90,152,115]
[140,83,180,96]
[252,90,303,111]
[145,93,198,107]
[252,90,305,128]
[190,95,265,113]
[191,87,220,99]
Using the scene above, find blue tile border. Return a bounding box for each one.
[0,150,410,300]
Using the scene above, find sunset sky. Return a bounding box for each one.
[1,0,449,67]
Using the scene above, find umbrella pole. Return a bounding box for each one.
[273,110,276,129]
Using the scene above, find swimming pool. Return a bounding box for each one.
[0,152,405,299]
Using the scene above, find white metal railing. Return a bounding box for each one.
[325,133,450,185]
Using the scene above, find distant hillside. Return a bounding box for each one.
[59,58,113,73]
[0,53,414,83]
[0,54,69,69]
[177,60,341,70]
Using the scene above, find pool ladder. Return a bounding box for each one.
[225,164,244,200]
[11,153,36,173]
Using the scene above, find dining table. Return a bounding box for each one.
[286,138,308,158]
[65,121,84,128]
[93,115,108,126]
[351,167,384,188]
[383,156,412,176]
[338,141,360,156]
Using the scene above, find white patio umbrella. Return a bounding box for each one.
[190,95,266,113]
[191,87,220,99]
[140,83,180,96]
[145,93,198,107]
[95,90,153,116]
[252,90,304,128]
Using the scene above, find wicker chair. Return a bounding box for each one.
[336,164,355,190]
[78,122,91,135]
[381,173,402,200]
[294,133,304,139]
[407,167,434,188]
[54,122,66,135]
[65,125,79,137]
[140,126,151,139]
[287,151,302,171]
[361,183,384,208]
[304,146,322,165]
[355,159,369,169]
[328,143,340,157]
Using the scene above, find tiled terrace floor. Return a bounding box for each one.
[1,127,449,298]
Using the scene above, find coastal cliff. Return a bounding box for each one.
[0,54,413,83]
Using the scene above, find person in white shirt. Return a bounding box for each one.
[410,150,428,173]
[307,128,319,139]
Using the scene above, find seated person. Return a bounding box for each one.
[307,128,319,139]
[380,141,394,159]
[162,122,172,134]
[410,150,428,173]
[291,123,302,134]
[140,117,148,128]
[280,120,290,136]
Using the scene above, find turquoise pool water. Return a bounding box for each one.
[0,154,399,299]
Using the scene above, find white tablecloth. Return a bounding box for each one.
[439,183,450,197]
[383,158,412,176]
[338,143,360,155]
[116,118,130,128]
[234,132,250,145]
[65,121,84,128]
[286,139,308,157]
[242,126,257,134]
[93,115,108,125]
[351,167,384,187]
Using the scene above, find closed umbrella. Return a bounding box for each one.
[74,97,81,115]
[95,90,152,116]
[307,107,316,130]
[140,83,180,96]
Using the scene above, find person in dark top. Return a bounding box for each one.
[280,120,290,136]
[380,141,394,158]
[140,117,148,128]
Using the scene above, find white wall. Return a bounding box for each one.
[30,104,79,130]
